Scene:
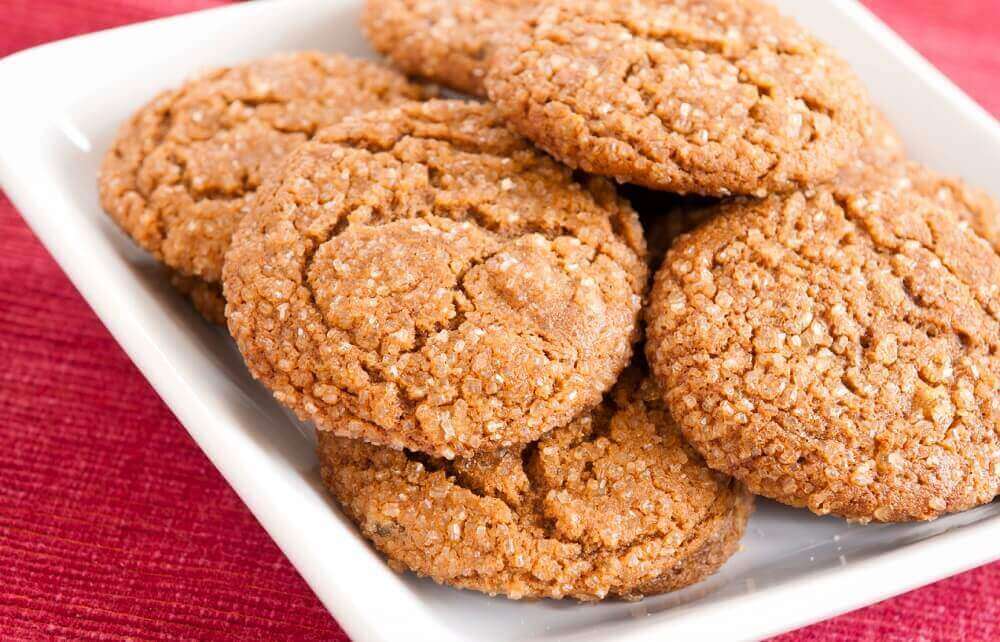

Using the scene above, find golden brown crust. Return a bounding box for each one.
[637,106,905,269]
[224,100,648,457]
[99,51,431,293]
[833,112,999,250]
[905,163,1000,253]
[318,368,752,600]
[486,0,872,196]
[361,0,532,97]
[646,166,1000,522]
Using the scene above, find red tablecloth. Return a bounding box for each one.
[1,1,997,640]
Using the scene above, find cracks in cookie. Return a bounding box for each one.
[331,107,646,291]
[836,197,996,453]
[897,275,924,309]
[335,114,521,159]
[798,94,837,122]
[923,217,1000,328]
[394,242,501,356]
[296,212,524,434]
[289,215,401,422]
[234,95,288,109]
[402,442,533,512]
[557,12,850,172]
[848,195,999,342]
[408,449,448,475]
[423,158,644,295]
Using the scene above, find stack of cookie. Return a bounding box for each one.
[98,0,999,603]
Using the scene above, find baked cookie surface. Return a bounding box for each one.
[486,0,872,196]
[903,164,1000,253]
[318,367,752,600]
[362,0,531,97]
[646,169,1000,522]
[637,107,905,269]
[99,51,429,319]
[224,100,648,457]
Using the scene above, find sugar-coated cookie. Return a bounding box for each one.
[646,165,1000,522]
[487,0,872,196]
[224,100,648,457]
[318,366,752,600]
[362,0,531,97]
[99,52,431,320]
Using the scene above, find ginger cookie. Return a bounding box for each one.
[224,100,648,458]
[362,0,531,97]
[836,113,1000,250]
[842,160,1000,253]
[99,52,431,321]
[168,271,226,325]
[486,0,872,196]
[318,366,752,600]
[637,107,905,268]
[902,164,1000,252]
[646,168,1000,522]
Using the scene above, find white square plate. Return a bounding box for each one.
[1,1,998,640]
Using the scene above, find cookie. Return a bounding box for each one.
[486,0,872,196]
[837,109,906,184]
[646,167,1000,522]
[168,271,226,325]
[361,0,531,97]
[318,366,752,600]
[844,161,1000,253]
[224,100,648,458]
[99,52,431,321]
[637,107,904,268]
[835,114,1000,250]
[903,164,1000,252]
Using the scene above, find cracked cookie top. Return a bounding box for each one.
[646,166,1000,522]
[897,163,1000,253]
[99,52,431,306]
[224,100,648,457]
[635,107,906,268]
[318,366,752,600]
[485,0,872,196]
[362,0,532,97]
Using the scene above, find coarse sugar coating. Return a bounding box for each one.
[902,164,1000,253]
[834,108,906,187]
[636,106,905,269]
[646,169,1000,522]
[485,0,872,196]
[224,100,648,457]
[839,159,1000,253]
[98,51,431,320]
[834,111,1000,250]
[362,0,532,97]
[317,366,753,600]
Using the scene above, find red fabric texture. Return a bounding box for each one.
[0,1,997,640]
